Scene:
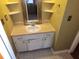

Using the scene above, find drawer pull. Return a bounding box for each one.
[23,41,25,43]
[43,38,46,40]
[28,40,30,43]
[44,38,46,40]
[17,37,23,39]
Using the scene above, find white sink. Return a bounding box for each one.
[26,25,41,33]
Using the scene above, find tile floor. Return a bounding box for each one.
[17,49,73,59]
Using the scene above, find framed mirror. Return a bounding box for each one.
[22,0,42,24]
[27,0,37,20]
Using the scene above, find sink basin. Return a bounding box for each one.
[26,25,41,33]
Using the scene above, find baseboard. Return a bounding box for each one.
[51,48,69,54]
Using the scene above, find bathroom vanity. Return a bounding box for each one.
[11,23,55,52]
[9,0,56,52]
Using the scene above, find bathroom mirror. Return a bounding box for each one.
[22,0,42,24]
[27,0,37,20]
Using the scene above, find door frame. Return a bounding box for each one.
[52,31,79,54]
[69,31,79,53]
[0,21,16,59]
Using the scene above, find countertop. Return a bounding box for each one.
[11,23,56,36]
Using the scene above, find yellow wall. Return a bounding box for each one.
[50,0,68,32]
[5,0,19,2]
[0,0,13,35]
[0,0,15,51]
[0,0,22,53]
[54,0,79,50]
[50,0,68,50]
[50,0,79,50]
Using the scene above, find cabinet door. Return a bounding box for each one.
[43,37,52,48]
[28,39,43,51]
[43,33,54,48]
[14,39,28,52]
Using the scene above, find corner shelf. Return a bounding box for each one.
[42,12,52,19]
[43,10,54,13]
[6,0,24,25]
[9,11,21,15]
[10,13,24,25]
[43,1,55,4]
[6,2,19,5]
[42,0,55,23]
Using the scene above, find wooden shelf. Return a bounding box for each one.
[43,1,55,4]
[43,10,54,13]
[15,21,24,25]
[9,11,21,15]
[42,0,55,23]
[6,1,24,25]
[6,2,19,5]
[10,13,23,24]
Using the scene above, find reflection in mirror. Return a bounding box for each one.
[22,0,42,24]
[27,0,37,20]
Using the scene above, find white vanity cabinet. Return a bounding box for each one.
[13,36,28,52]
[12,32,54,52]
[42,33,54,48]
[28,38,43,51]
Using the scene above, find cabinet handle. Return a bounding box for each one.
[43,38,46,40]
[28,40,30,43]
[17,37,23,40]
[44,38,46,40]
[23,41,25,43]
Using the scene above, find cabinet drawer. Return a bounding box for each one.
[12,34,43,41]
[28,38,43,51]
[42,32,54,37]
[23,34,43,40]
[12,36,24,40]
[12,36,28,52]
[12,36,24,45]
